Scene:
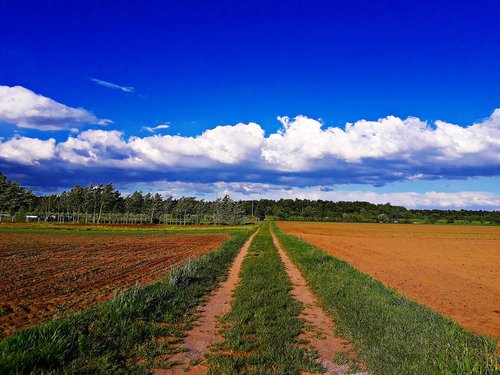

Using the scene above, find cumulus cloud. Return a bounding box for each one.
[57,129,135,166]
[50,122,264,169]
[0,85,111,131]
[262,112,500,171]
[91,78,134,93]
[0,136,56,165]
[129,122,264,165]
[1,108,499,201]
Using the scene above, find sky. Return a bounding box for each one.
[0,0,499,209]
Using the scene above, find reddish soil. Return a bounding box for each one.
[0,232,228,337]
[278,222,500,339]
[272,232,366,375]
[155,231,258,375]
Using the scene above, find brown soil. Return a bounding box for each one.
[153,230,258,374]
[0,232,228,337]
[278,222,500,339]
[272,232,367,375]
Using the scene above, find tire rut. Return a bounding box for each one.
[153,230,259,375]
[271,231,368,375]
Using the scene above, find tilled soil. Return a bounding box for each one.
[0,232,228,337]
[278,222,500,339]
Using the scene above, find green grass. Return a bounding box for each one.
[208,222,322,374]
[0,222,248,236]
[272,223,498,375]
[0,226,257,374]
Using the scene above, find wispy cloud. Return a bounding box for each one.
[142,124,170,133]
[91,78,134,93]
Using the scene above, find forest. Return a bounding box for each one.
[1,173,498,225]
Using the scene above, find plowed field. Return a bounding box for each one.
[0,233,228,337]
[278,222,500,339]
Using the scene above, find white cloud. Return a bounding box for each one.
[0,86,111,131]
[91,78,134,93]
[57,129,137,166]
[129,122,264,165]
[196,122,264,163]
[1,108,499,191]
[0,136,56,165]
[262,111,500,171]
[142,124,170,133]
[116,180,500,209]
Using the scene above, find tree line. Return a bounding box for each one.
[243,199,500,225]
[0,172,498,225]
[0,173,245,225]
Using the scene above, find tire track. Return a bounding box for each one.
[271,231,368,375]
[153,229,259,374]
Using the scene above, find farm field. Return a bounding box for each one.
[278,221,500,339]
[0,223,496,374]
[0,227,229,337]
[0,225,256,374]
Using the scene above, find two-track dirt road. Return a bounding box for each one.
[159,226,361,374]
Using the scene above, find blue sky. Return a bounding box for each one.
[0,1,499,209]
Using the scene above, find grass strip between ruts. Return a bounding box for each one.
[272,222,498,375]
[0,226,256,374]
[207,222,323,374]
